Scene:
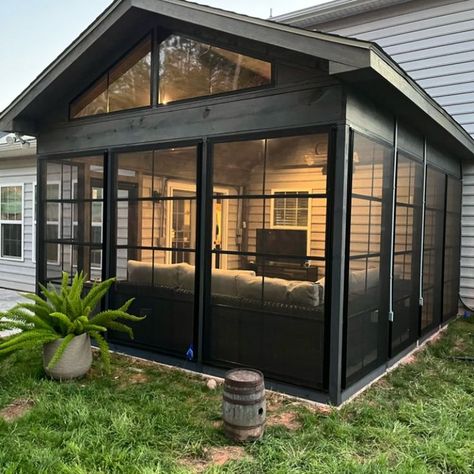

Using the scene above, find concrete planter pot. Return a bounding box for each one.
[43,333,92,380]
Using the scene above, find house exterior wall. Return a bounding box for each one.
[0,153,37,291]
[276,0,474,307]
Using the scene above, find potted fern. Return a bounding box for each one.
[0,272,143,380]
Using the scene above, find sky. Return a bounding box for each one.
[0,0,331,113]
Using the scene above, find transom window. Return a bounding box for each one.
[0,185,23,259]
[159,34,272,104]
[70,36,152,118]
[70,32,272,119]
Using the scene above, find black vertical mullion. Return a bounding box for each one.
[151,27,159,107]
[103,150,116,311]
[387,120,398,360]
[195,140,211,363]
[379,133,395,365]
[419,140,428,337]
[440,174,449,325]
[325,125,345,399]
[36,158,47,294]
[340,129,354,392]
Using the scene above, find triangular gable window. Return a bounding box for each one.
[71,36,152,118]
[70,33,272,119]
[159,34,272,104]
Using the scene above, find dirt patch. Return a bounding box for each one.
[400,354,417,366]
[267,411,302,431]
[311,404,333,415]
[115,368,151,388]
[182,446,249,473]
[266,393,286,412]
[0,399,35,423]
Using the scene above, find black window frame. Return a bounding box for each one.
[68,32,154,121]
[157,31,275,107]
[342,128,395,389]
[37,124,335,393]
[69,28,275,122]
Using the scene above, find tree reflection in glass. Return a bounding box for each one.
[159,34,271,104]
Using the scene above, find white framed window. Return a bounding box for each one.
[271,190,310,229]
[0,184,24,260]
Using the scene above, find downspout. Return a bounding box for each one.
[388,118,398,322]
[419,138,428,309]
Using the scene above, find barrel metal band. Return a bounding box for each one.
[224,384,265,395]
[223,395,266,406]
[224,420,265,430]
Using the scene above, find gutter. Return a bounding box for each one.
[273,0,412,26]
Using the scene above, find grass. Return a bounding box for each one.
[1,318,474,473]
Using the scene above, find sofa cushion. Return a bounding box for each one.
[179,263,196,291]
[349,267,379,295]
[127,260,185,288]
[127,260,153,286]
[236,274,289,303]
[212,269,255,297]
[287,281,320,307]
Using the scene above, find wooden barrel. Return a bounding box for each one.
[222,368,266,442]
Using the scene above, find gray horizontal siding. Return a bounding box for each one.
[461,164,474,306]
[0,157,37,292]
[301,0,474,133]
[288,0,474,305]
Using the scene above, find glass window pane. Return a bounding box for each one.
[71,36,152,118]
[0,186,23,259]
[154,147,197,195]
[443,176,461,321]
[213,140,266,195]
[266,134,328,195]
[207,133,328,388]
[345,133,394,386]
[109,36,152,112]
[391,154,423,355]
[421,167,446,332]
[1,186,22,221]
[159,34,271,104]
[70,75,108,118]
[117,150,154,199]
[1,223,21,258]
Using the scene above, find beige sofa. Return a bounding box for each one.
[126,260,323,308]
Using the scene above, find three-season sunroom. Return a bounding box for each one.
[0,0,470,405]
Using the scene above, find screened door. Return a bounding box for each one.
[443,176,462,322]
[110,145,198,357]
[390,153,424,356]
[204,132,330,389]
[344,132,394,387]
[421,167,446,335]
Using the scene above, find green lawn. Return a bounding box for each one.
[1,318,474,473]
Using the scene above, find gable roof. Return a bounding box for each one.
[1,0,473,159]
